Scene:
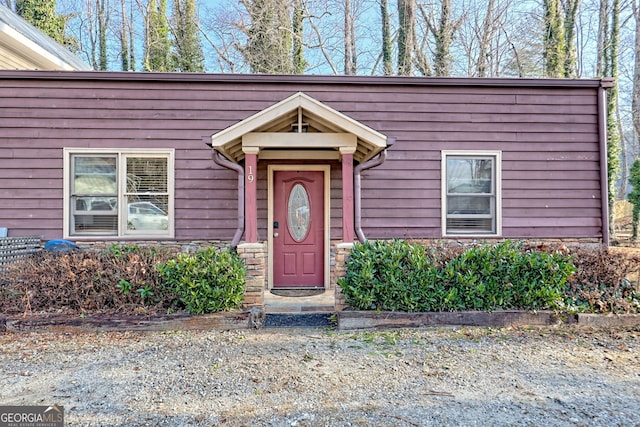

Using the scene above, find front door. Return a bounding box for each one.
[273,170,324,288]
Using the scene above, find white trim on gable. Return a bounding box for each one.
[208,92,388,163]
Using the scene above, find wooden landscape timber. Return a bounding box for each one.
[2,310,640,333]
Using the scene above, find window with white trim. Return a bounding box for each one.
[65,149,174,238]
[442,151,501,235]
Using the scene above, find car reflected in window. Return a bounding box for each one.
[128,202,168,230]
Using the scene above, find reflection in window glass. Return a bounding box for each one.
[447,158,493,194]
[68,152,172,237]
[127,195,169,231]
[72,156,117,234]
[125,157,169,232]
[445,155,497,234]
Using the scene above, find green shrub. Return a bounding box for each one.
[156,247,246,314]
[439,241,575,311]
[338,240,439,311]
[339,240,576,312]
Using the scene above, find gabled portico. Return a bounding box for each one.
[207,91,389,306]
[208,91,389,246]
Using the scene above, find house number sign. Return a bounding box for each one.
[247,165,255,183]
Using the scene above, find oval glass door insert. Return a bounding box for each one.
[288,183,310,241]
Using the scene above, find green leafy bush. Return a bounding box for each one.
[156,247,246,314]
[439,241,575,311]
[338,240,439,311]
[339,240,576,312]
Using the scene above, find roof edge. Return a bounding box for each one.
[0,69,607,88]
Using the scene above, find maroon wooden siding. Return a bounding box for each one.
[0,71,604,241]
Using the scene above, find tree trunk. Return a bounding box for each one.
[97,0,108,71]
[597,0,609,76]
[239,0,293,74]
[542,0,565,77]
[344,0,356,75]
[172,0,205,72]
[632,0,640,152]
[381,0,393,76]
[397,0,415,75]
[562,0,579,77]
[607,0,621,226]
[292,0,305,74]
[476,0,495,78]
[433,0,454,76]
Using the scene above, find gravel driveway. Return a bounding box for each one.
[1,325,639,426]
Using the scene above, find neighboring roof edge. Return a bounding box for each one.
[0,69,608,88]
[0,5,91,71]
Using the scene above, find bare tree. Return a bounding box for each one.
[238,0,293,74]
[344,0,357,74]
[432,0,457,76]
[397,0,415,75]
[119,0,135,70]
[380,0,393,75]
[171,0,205,72]
[633,0,640,149]
[292,0,306,73]
[543,0,565,77]
[606,0,622,210]
[199,1,246,72]
[415,0,462,77]
[476,0,495,77]
[98,0,108,70]
[562,0,580,77]
[457,0,516,77]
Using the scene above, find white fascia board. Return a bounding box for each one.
[0,21,75,70]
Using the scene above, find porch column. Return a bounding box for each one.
[340,147,356,243]
[244,148,259,243]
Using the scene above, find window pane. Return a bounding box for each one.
[445,154,497,235]
[73,156,117,194]
[447,195,491,215]
[287,184,310,241]
[74,212,117,233]
[75,196,117,212]
[447,158,493,194]
[126,195,169,231]
[127,157,167,193]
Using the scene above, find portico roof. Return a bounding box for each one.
[207,92,388,163]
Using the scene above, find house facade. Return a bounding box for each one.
[0,71,611,306]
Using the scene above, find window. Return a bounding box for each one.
[442,151,501,235]
[64,149,174,238]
